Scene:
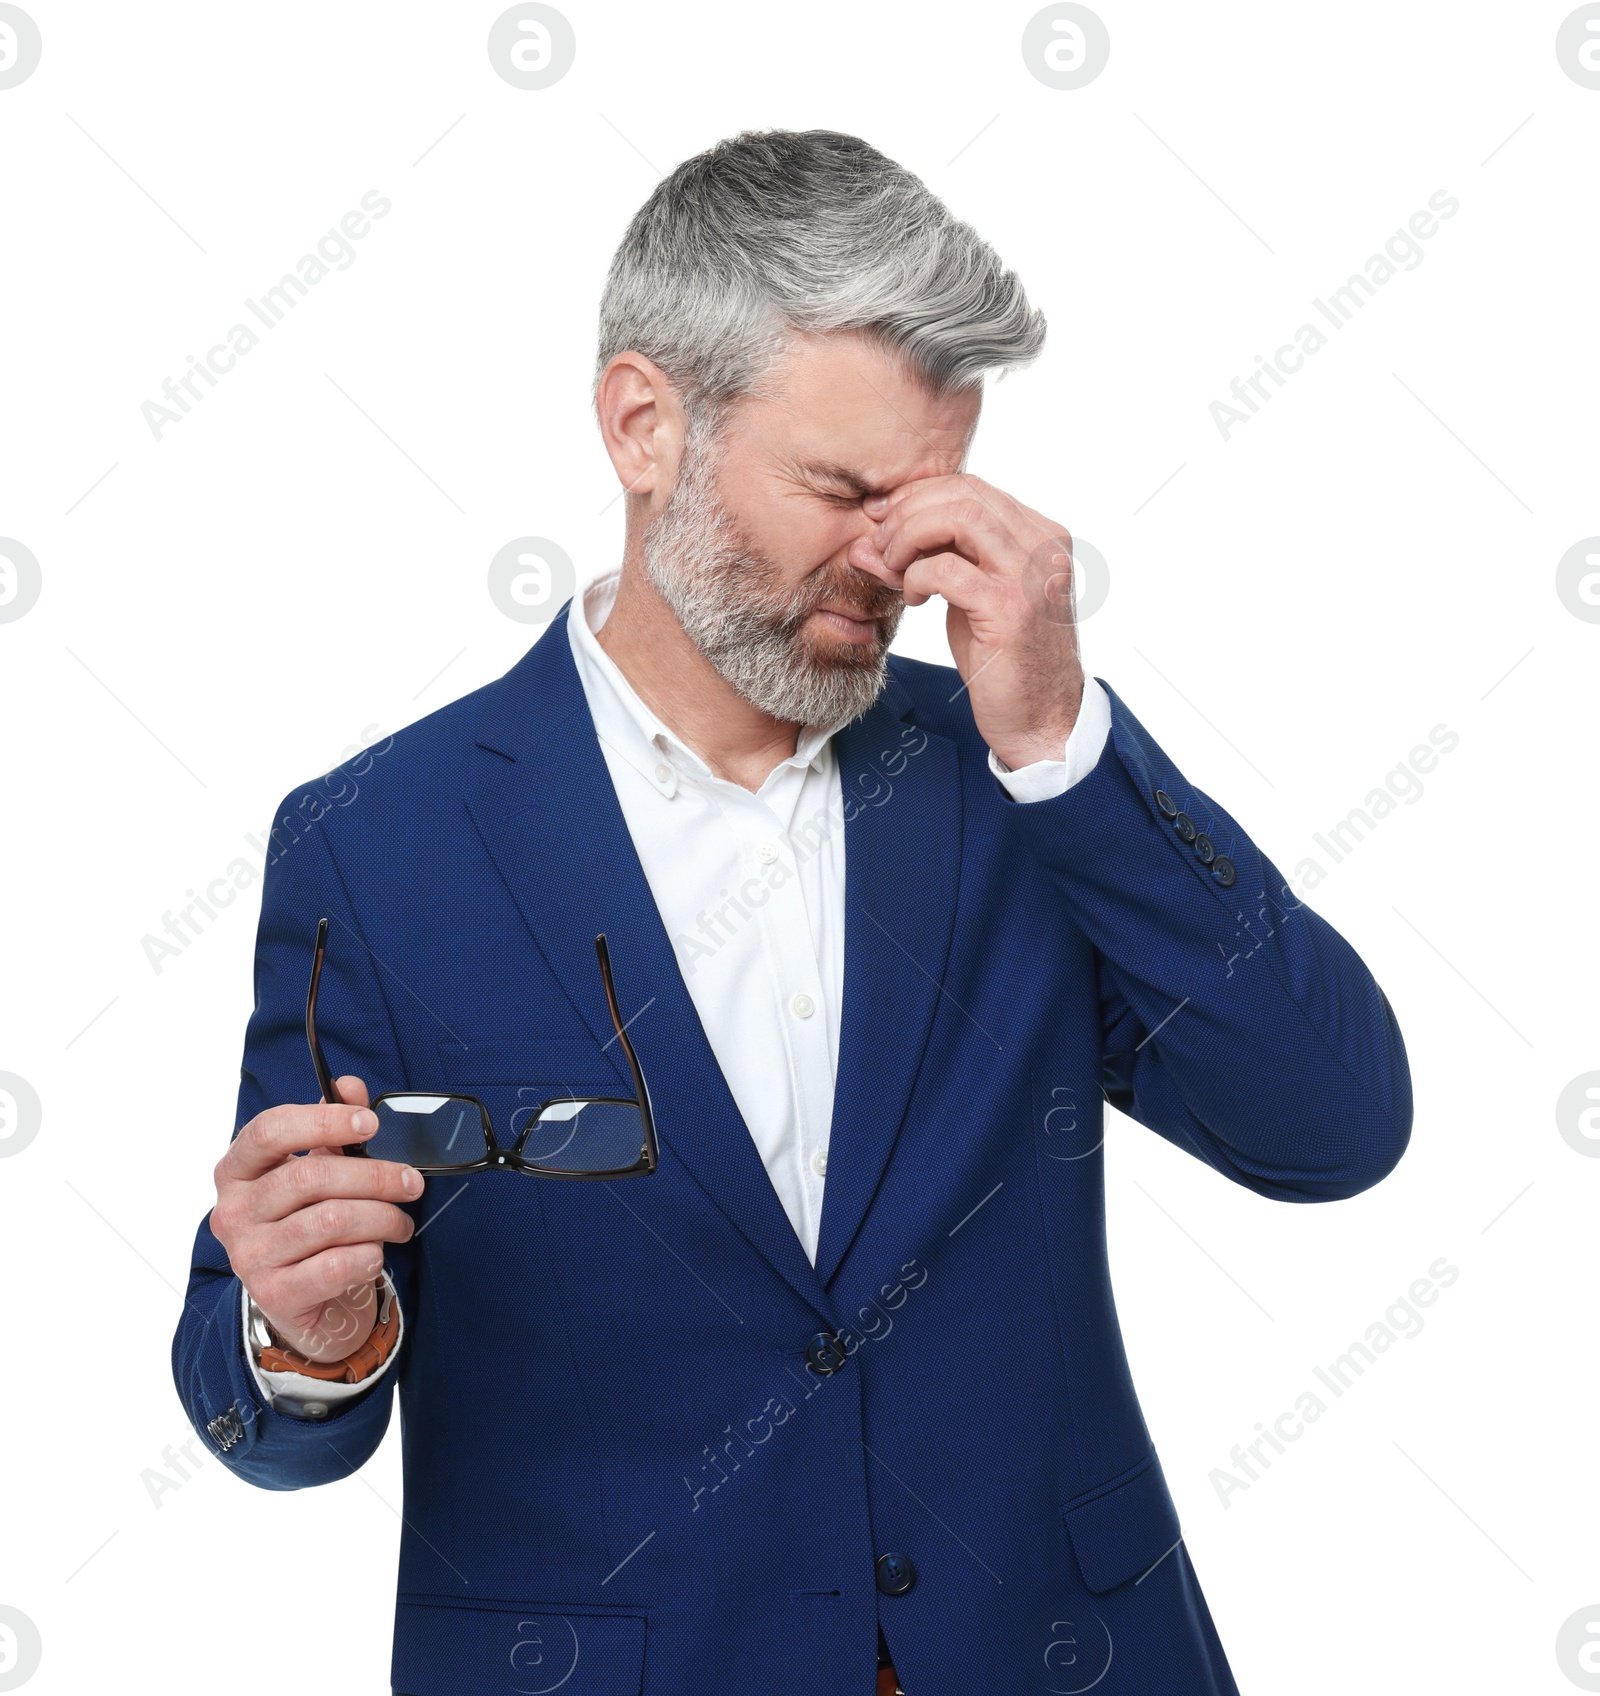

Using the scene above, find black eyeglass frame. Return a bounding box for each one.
[305,918,659,1179]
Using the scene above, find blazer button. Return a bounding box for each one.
[876,1552,917,1596]
[805,1331,846,1375]
[1212,856,1237,888]
[1153,789,1178,818]
[1173,811,1197,844]
[1193,833,1215,864]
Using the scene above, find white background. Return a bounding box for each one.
[1,3,1595,1691]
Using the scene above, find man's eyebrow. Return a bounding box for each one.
[790,459,893,498]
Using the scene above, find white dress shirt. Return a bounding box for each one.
[247,574,1112,1414]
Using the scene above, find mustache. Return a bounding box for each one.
[786,559,903,626]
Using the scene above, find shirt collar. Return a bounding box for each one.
[566,570,840,800]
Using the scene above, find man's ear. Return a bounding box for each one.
[596,352,686,514]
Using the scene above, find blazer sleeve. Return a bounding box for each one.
[170,781,414,1488]
[1007,679,1412,1201]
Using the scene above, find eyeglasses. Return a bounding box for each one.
[305,919,659,1179]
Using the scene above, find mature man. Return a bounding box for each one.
[174,130,1411,1696]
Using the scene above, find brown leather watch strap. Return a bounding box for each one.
[258,1283,400,1384]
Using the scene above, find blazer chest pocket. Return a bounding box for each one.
[1060,1454,1183,1593]
[434,1037,633,1142]
[393,1594,645,1695]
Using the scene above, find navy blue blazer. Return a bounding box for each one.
[173,605,1411,1696]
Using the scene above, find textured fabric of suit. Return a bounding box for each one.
[172,605,1411,1695]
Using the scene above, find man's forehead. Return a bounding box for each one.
[744,330,980,489]
[779,394,977,490]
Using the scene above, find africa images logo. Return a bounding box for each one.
[1209,192,1460,441]
[140,192,392,441]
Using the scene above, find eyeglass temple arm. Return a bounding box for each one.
[593,933,654,1138]
[313,928,644,1140]
[305,917,340,1106]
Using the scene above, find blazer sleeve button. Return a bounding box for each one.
[1212,856,1237,887]
[1173,812,1197,844]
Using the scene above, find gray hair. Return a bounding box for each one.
[594,129,1046,432]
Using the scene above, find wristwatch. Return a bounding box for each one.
[247,1277,400,1384]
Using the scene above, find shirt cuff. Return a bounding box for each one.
[987,678,1112,803]
[240,1272,404,1421]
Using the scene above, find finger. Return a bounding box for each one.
[254,1150,424,1224]
[849,493,986,585]
[857,483,956,566]
[878,472,982,516]
[264,1197,416,1266]
[875,491,1011,576]
[900,552,994,613]
[252,1243,389,1322]
[879,475,1017,537]
[218,1099,379,1183]
[846,532,904,585]
[854,478,974,566]
[876,496,1017,579]
[332,1074,370,1110]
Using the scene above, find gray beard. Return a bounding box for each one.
[641,431,903,729]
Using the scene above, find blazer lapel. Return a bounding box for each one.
[463,607,832,1320]
[813,669,963,1287]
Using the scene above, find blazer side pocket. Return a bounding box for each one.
[1060,1453,1183,1594]
[393,1594,646,1696]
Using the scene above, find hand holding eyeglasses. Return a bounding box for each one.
[210,920,659,1367]
[209,1078,421,1365]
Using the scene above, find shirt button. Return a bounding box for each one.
[791,993,815,1019]
[302,1402,329,1420]
[756,841,780,864]
[811,1150,828,1176]
[654,763,671,783]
